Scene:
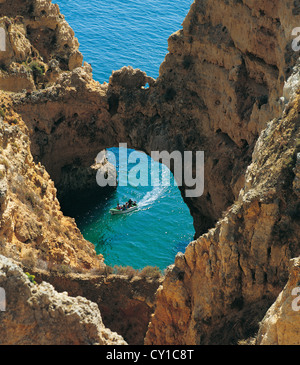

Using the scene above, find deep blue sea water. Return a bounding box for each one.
[54,0,193,82]
[54,0,195,270]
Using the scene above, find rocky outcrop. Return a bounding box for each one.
[30,267,162,345]
[12,64,117,203]
[145,86,300,345]
[255,257,300,345]
[0,255,127,345]
[0,0,82,92]
[0,92,104,272]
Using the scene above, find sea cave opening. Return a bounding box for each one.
[63,146,195,271]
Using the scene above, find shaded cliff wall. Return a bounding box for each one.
[0,92,105,272]
[30,267,162,345]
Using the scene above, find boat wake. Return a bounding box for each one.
[138,162,173,209]
[138,186,168,208]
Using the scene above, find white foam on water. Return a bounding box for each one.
[138,186,167,208]
[138,163,172,208]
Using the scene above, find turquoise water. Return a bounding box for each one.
[54,0,192,82]
[73,148,195,270]
[55,0,195,270]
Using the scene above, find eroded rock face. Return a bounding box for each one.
[31,268,163,345]
[0,0,82,91]
[0,93,104,272]
[144,89,300,345]
[0,255,127,345]
[255,258,300,345]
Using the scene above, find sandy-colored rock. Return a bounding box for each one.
[0,0,83,91]
[68,50,83,71]
[31,268,162,345]
[0,19,32,68]
[0,255,127,345]
[0,72,34,92]
[256,258,300,345]
[0,93,105,272]
[145,86,300,345]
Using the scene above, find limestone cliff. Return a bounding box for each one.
[255,257,300,345]
[30,267,162,345]
[0,0,299,346]
[0,0,82,91]
[145,87,300,344]
[0,92,105,272]
[0,0,108,272]
[0,255,126,345]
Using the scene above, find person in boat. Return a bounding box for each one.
[128,199,132,207]
[116,204,121,210]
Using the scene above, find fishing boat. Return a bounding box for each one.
[110,203,138,215]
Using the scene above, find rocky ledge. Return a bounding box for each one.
[0,254,127,345]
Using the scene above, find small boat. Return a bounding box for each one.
[110,204,138,215]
